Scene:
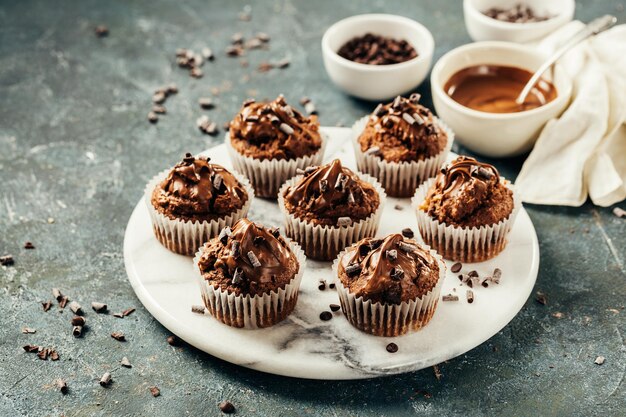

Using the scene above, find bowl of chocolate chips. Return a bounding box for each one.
[464,0,575,43]
[322,14,434,101]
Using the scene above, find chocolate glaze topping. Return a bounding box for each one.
[197,218,298,296]
[229,95,322,160]
[283,159,380,226]
[338,234,440,304]
[152,154,248,222]
[421,156,514,227]
[358,94,448,163]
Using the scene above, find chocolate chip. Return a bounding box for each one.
[111,331,126,341]
[231,240,240,257]
[191,305,205,314]
[0,254,14,266]
[219,400,235,414]
[386,249,398,261]
[247,251,261,268]
[329,283,336,289]
[442,294,459,302]
[99,372,112,387]
[279,123,294,135]
[231,267,244,285]
[253,236,266,246]
[121,357,132,368]
[451,262,462,273]
[22,241,35,250]
[475,167,494,180]
[329,304,340,312]
[318,280,326,291]
[219,227,232,244]
[337,217,351,227]
[401,228,414,238]
[359,244,371,256]
[481,279,490,288]
[467,290,474,304]
[149,386,161,397]
[148,111,158,124]
[95,25,109,38]
[71,316,86,326]
[369,239,383,250]
[345,263,362,277]
[55,378,68,394]
[390,266,404,280]
[199,97,215,109]
[91,301,107,313]
[268,227,280,238]
[319,311,332,321]
[386,343,399,353]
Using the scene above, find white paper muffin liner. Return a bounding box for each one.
[351,115,454,198]
[277,172,386,261]
[194,238,305,329]
[145,168,254,256]
[411,177,521,263]
[225,132,328,199]
[332,243,445,337]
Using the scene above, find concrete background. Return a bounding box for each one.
[0,0,624,416]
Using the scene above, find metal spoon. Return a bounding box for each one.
[515,15,617,105]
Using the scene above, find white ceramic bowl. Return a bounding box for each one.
[464,0,575,43]
[321,14,434,101]
[431,42,572,158]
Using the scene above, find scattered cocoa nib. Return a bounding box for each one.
[386,342,398,353]
[99,372,112,387]
[338,33,418,65]
[111,332,126,341]
[59,296,69,309]
[91,302,107,313]
[25,241,36,249]
[613,207,626,218]
[535,291,547,305]
[466,289,474,304]
[121,357,132,368]
[149,386,161,397]
[23,344,39,353]
[0,254,14,266]
[21,327,36,334]
[42,301,52,312]
[95,25,109,38]
[191,305,206,314]
[594,356,605,365]
[55,378,68,394]
[166,335,178,346]
[318,280,326,291]
[450,262,462,273]
[442,294,459,302]
[219,400,236,414]
[52,288,63,302]
[121,307,135,317]
[72,325,83,338]
[69,301,83,315]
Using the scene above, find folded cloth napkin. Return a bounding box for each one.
[515,21,626,207]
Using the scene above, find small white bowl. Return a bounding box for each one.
[431,42,572,158]
[321,14,434,101]
[464,0,575,43]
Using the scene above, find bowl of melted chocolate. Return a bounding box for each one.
[431,41,572,157]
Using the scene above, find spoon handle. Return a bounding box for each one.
[516,15,617,105]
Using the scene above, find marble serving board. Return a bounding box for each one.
[123,127,539,380]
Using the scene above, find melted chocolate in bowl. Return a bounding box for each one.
[444,65,557,113]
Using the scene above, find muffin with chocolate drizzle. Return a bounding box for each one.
[195,218,305,328]
[227,95,326,198]
[278,158,385,261]
[334,234,445,336]
[413,156,518,262]
[352,94,453,197]
[146,153,253,256]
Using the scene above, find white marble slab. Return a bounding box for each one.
[123,127,539,380]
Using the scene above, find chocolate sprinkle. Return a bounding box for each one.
[279,123,294,135]
[319,311,332,321]
[386,343,399,353]
[191,305,206,314]
[450,262,462,273]
[442,294,459,302]
[467,290,474,304]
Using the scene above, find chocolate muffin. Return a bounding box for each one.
[146,153,253,256]
[413,156,519,262]
[278,159,386,260]
[334,234,444,336]
[195,218,304,328]
[226,95,326,198]
[352,94,453,197]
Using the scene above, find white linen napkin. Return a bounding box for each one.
[515,22,626,207]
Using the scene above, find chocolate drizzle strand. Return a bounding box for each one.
[197,219,299,296]
[229,95,322,160]
[283,159,380,226]
[358,95,447,163]
[151,154,248,222]
[338,234,440,304]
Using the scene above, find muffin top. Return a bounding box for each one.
[337,234,440,304]
[197,218,299,297]
[282,159,380,226]
[420,156,514,227]
[358,94,448,163]
[229,95,323,160]
[151,153,248,222]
